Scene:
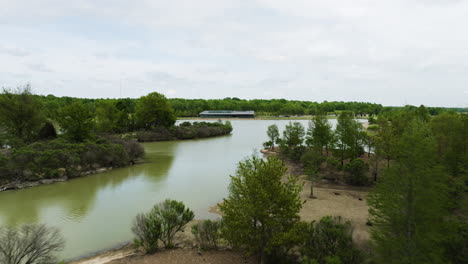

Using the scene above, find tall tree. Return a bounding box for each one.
[374,117,397,168]
[305,113,333,155]
[135,92,176,129]
[0,85,44,145]
[266,124,280,150]
[57,101,95,142]
[334,112,363,166]
[282,121,305,148]
[367,120,449,264]
[220,156,302,264]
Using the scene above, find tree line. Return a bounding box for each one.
[32,92,466,120]
[262,106,467,263]
[0,86,234,185]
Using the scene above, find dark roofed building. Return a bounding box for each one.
[199,110,255,118]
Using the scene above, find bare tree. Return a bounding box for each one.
[0,224,64,264]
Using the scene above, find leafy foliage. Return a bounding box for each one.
[266,124,280,150]
[57,101,95,142]
[298,216,363,264]
[220,156,303,263]
[0,85,45,145]
[1,137,144,181]
[368,120,449,264]
[344,159,369,186]
[132,199,194,251]
[132,212,162,253]
[135,92,176,129]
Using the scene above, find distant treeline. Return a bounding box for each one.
[33,95,467,120]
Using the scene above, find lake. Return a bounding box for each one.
[0,119,354,260]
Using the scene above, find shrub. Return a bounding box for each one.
[192,219,222,250]
[344,159,369,186]
[3,137,144,181]
[132,199,194,251]
[155,199,195,248]
[299,216,363,264]
[263,141,273,149]
[132,212,162,253]
[0,224,64,264]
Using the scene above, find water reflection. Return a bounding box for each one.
[0,142,176,227]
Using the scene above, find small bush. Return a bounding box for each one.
[263,141,273,149]
[299,216,363,264]
[132,213,162,253]
[132,199,195,251]
[192,219,222,250]
[344,159,369,186]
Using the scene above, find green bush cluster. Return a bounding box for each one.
[1,137,144,181]
[137,121,233,142]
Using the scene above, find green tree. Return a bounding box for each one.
[367,120,449,264]
[282,121,305,148]
[95,100,119,133]
[334,112,363,166]
[431,112,467,177]
[266,124,280,150]
[0,85,44,145]
[57,101,95,142]
[281,121,306,160]
[374,117,397,168]
[135,92,176,129]
[301,149,325,198]
[220,156,303,264]
[306,113,333,155]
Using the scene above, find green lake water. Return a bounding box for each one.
[0,119,349,260]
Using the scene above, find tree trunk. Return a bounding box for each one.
[310,180,316,198]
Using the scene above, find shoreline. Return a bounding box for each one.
[0,160,148,193]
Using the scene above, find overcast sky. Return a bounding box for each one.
[1,0,467,107]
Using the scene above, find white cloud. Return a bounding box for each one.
[0,0,467,106]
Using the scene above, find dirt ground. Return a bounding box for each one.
[108,249,257,264]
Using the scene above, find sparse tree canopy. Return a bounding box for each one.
[135,92,176,129]
[220,156,303,263]
[0,224,64,264]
